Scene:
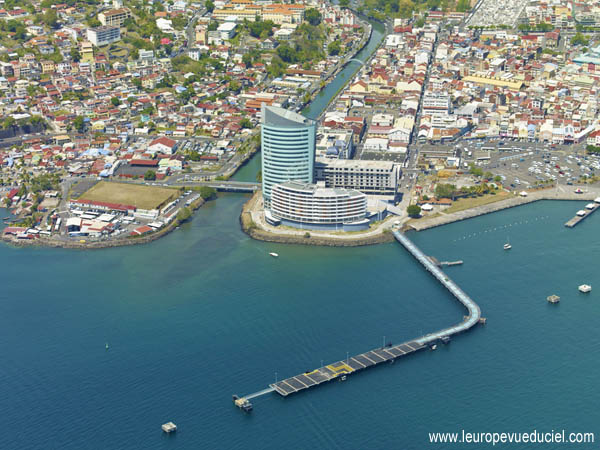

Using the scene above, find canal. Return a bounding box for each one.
[232,16,386,182]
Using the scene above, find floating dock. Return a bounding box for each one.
[428,256,463,267]
[233,231,482,409]
[161,422,177,433]
[565,199,600,227]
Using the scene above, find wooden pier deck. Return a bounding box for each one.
[270,341,425,397]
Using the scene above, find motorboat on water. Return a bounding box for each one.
[579,284,592,293]
[269,252,279,258]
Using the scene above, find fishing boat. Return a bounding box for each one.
[269,252,279,258]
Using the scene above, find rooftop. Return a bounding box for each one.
[277,180,364,198]
[261,104,314,128]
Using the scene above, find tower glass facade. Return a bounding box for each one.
[261,104,316,205]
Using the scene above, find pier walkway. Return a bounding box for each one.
[394,231,481,345]
[565,198,600,228]
[234,232,482,408]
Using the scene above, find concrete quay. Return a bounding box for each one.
[408,185,600,232]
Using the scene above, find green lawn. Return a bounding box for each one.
[443,191,511,214]
[79,181,178,210]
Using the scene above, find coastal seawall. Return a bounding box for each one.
[241,185,600,247]
[239,193,393,247]
[408,186,600,232]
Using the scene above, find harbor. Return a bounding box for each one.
[4,196,600,449]
[233,231,483,410]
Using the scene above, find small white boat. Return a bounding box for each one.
[430,344,437,350]
[503,237,511,250]
[105,343,109,350]
[269,252,279,258]
[341,375,347,381]
[579,284,592,293]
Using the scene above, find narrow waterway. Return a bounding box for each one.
[232,17,385,182]
[301,18,386,120]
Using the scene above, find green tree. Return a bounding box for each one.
[456,0,471,12]
[229,80,241,92]
[338,0,350,7]
[267,56,287,78]
[205,0,215,12]
[70,47,81,62]
[327,40,341,56]
[277,43,297,63]
[110,97,121,107]
[198,186,216,200]
[73,116,85,132]
[144,170,156,181]
[469,165,483,177]
[87,17,101,28]
[42,9,60,29]
[427,0,441,10]
[571,32,589,46]
[242,52,253,68]
[435,183,456,199]
[177,206,192,222]
[407,204,421,217]
[240,118,253,129]
[305,8,322,26]
[2,116,15,129]
[398,0,416,18]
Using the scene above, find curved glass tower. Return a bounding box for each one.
[261,104,316,206]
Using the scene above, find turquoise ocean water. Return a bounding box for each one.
[1,197,599,449]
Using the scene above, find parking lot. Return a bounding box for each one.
[462,141,597,189]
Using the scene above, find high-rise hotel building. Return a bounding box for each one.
[261,104,316,206]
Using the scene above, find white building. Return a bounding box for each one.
[86,26,121,47]
[315,158,399,196]
[422,92,450,115]
[148,137,176,155]
[269,181,368,231]
[156,18,175,34]
[217,22,237,40]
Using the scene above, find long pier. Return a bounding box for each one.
[233,232,482,409]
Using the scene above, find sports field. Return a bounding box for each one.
[78,182,178,210]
